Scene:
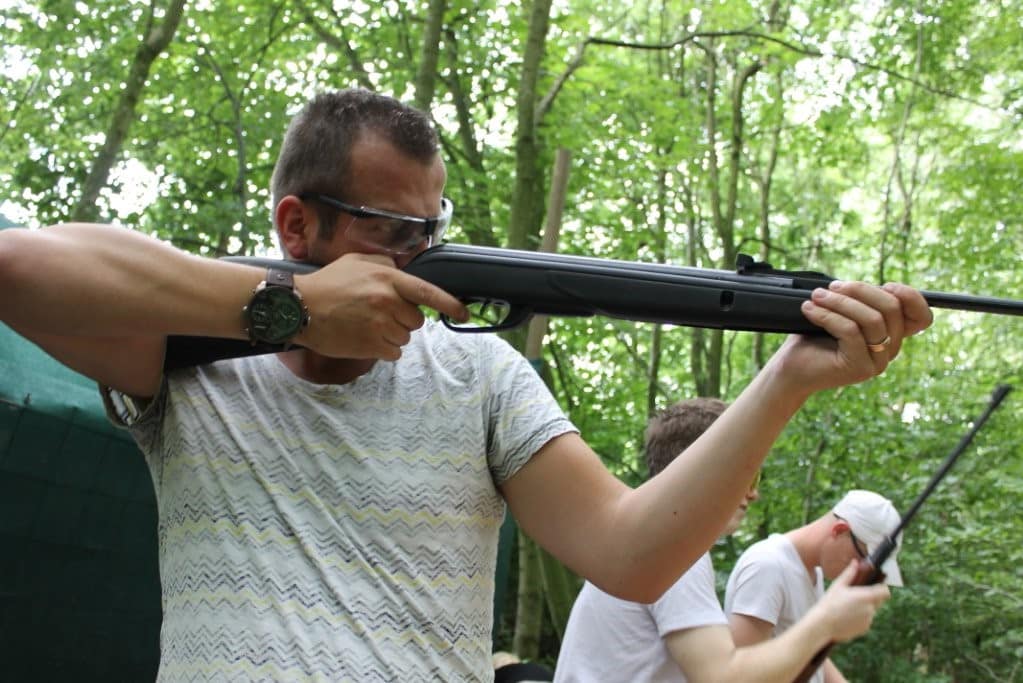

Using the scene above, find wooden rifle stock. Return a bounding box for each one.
[791,384,1012,683]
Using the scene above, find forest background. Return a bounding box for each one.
[2,0,1022,680]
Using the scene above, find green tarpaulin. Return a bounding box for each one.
[0,322,160,681]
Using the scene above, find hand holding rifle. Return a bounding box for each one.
[792,384,1013,683]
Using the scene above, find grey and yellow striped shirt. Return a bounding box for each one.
[107,320,575,681]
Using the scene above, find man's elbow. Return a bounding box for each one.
[591,565,685,604]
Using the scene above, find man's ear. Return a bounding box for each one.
[831,520,850,538]
[274,195,315,260]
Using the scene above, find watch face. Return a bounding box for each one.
[247,286,305,344]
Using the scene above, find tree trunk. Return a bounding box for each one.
[515,147,570,654]
[646,166,670,416]
[501,0,553,353]
[879,24,922,284]
[696,43,724,397]
[752,71,784,371]
[414,0,446,113]
[443,30,497,246]
[525,150,580,645]
[512,533,543,660]
[70,0,187,222]
[507,0,553,252]
[539,545,580,643]
[523,149,570,359]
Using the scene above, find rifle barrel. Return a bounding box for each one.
[922,291,1023,316]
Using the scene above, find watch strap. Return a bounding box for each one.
[266,267,295,290]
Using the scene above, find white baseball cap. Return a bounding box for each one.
[833,489,904,586]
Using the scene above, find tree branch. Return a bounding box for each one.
[587,29,999,111]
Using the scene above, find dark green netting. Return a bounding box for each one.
[0,322,160,682]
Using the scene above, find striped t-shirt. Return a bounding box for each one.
[107,321,575,681]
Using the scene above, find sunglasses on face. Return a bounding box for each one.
[834,514,869,560]
[299,192,453,255]
[848,528,868,560]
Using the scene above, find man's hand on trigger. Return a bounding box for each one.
[293,253,468,360]
[815,561,890,643]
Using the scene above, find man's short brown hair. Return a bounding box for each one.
[644,398,728,479]
[269,89,440,238]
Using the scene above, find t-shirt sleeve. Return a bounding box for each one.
[725,549,786,626]
[478,335,577,485]
[100,379,169,455]
[649,554,727,636]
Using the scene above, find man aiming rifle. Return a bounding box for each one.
[0,88,933,681]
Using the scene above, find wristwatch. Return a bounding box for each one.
[243,267,310,347]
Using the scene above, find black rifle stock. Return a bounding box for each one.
[164,244,1023,370]
[792,384,1013,683]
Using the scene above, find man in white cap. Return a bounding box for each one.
[724,490,903,683]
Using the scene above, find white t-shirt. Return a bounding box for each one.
[724,533,825,683]
[554,553,727,682]
[106,320,576,682]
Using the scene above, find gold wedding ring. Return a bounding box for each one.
[866,335,891,353]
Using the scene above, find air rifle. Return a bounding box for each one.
[164,244,1023,370]
[792,383,1013,683]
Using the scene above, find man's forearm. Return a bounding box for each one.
[0,224,260,339]
[718,613,835,683]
